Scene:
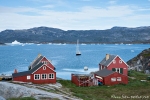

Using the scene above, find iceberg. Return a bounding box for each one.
[11,40,22,45]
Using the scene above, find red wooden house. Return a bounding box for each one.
[71,54,128,86]
[12,54,56,84]
[99,54,128,75]
[94,69,128,85]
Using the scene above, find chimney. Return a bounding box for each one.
[14,69,18,73]
[38,53,42,58]
[106,54,109,60]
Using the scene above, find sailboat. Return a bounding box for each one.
[76,39,81,56]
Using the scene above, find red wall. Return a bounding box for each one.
[102,57,128,75]
[13,65,56,84]
[71,74,90,87]
[13,75,30,82]
[40,57,55,70]
[99,65,105,70]
[71,74,80,86]
[95,72,128,86]
[32,65,56,84]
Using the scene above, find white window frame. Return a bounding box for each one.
[101,65,102,70]
[115,68,120,73]
[113,60,116,64]
[119,60,122,64]
[44,61,47,64]
[41,74,47,80]
[111,77,116,82]
[48,73,54,79]
[42,61,47,64]
[27,75,31,80]
[43,66,46,70]
[34,74,40,80]
[117,77,122,81]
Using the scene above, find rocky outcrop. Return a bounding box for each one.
[0,96,5,100]
[127,48,150,74]
[0,82,81,100]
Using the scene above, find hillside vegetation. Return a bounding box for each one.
[58,71,150,100]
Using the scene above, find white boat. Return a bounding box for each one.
[76,39,81,56]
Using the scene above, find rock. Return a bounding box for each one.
[0,96,6,100]
[127,48,150,73]
[0,82,81,100]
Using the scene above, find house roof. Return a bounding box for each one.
[12,62,44,77]
[100,54,116,66]
[28,55,44,70]
[94,69,115,77]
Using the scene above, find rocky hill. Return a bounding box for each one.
[0,26,150,43]
[127,48,150,74]
[0,81,80,100]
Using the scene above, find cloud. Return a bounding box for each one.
[42,5,55,8]
[0,4,150,31]
[108,0,118,5]
[81,0,92,1]
[0,6,39,14]
[138,8,150,11]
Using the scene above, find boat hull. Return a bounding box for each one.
[76,53,81,56]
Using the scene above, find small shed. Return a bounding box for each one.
[94,69,128,85]
[71,74,94,87]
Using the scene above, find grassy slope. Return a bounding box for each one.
[58,71,150,100]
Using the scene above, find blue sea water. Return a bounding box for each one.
[0,43,150,80]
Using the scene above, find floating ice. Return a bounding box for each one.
[11,40,22,45]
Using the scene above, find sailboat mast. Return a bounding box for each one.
[76,39,79,51]
[76,39,81,56]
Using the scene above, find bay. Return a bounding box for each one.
[0,43,150,80]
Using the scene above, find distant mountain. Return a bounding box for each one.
[0,26,150,44]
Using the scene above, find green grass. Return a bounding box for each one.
[142,53,150,57]
[58,71,150,100]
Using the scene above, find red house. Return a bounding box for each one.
[71,54,128,86]
[99,54,128,76]
[12,54,56,84]
[94,69,128,85]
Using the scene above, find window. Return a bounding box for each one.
[116,68,120,73]
[41,74,47,79]
[27,75,30,80]
[112,68,116,72]
[42,61,48,64]
[49,73,54,79]
[113,60,116,64]
[117,77,122,81]
[111,78,116,82]
[34,74,40,80]
[112,68,123,74]
[43,66,46,70]
[120,68,123,74]
[119,60,122,64]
